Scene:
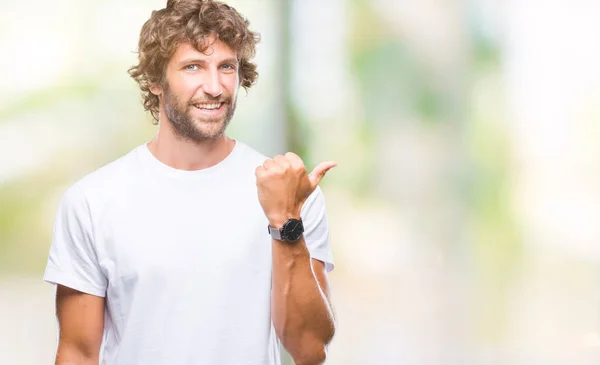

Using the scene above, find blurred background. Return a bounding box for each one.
[2,0,600,364]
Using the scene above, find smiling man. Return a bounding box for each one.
[43,1,336,365]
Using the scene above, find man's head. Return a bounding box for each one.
[129,0,260,141]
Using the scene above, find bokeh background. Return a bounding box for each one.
[2,0,600,364]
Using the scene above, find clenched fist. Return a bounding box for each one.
[255,152,336,228]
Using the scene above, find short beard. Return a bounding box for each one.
[161,83,236,142]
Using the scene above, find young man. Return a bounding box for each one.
[43,1,336,364]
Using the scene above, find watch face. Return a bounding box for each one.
[282,219,304,242]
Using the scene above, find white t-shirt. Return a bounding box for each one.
[44,140,334,365]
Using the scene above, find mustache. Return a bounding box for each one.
[189,96,231,105]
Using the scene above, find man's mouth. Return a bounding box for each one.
[193,102,224,110]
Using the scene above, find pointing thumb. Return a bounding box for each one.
[308,161,337,188]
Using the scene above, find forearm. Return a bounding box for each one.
[271,237,335,365]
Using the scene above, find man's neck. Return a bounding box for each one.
[147,123,235,172]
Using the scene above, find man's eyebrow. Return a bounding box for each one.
[220,58,239,65]
[177,59,207,67]
[177,58,239,67]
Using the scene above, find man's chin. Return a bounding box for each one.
[191,121,228,140]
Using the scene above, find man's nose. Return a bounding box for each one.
[202,70,222,98]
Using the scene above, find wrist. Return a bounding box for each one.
[268,212,301,228]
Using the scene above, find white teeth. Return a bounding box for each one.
[194,103,221,110]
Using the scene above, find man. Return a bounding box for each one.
[43,1,336,364]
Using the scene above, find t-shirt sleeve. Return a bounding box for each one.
[301,186,335,272]
[43,183,107,297]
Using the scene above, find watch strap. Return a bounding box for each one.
[268,225,283,240]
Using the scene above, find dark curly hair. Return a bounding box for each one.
[128,0,260,122]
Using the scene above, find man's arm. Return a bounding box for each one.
[54,285,105,365]
[271,236,335,365]
[255,152,338,365]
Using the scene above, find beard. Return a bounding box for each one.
[162,84,237,142]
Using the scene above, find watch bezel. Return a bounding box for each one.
[281,218,304,242]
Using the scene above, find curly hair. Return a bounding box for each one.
[128,0,260,122]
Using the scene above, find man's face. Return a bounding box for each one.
[153,37,240,141]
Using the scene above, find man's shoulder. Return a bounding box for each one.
[235,140,269,165]
[236,140,268,162]
[74,145,142,196]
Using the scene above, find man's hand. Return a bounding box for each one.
[255,152,336,227]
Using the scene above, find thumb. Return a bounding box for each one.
[308,161,337,188]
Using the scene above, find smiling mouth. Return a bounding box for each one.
[193,102,224,110]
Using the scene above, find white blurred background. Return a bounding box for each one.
[2,0,600,364]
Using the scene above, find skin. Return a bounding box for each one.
[55,36,336,365]
[54,286,104,365]
[256,153,337,365]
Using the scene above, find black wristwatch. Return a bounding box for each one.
[268,218,304,242]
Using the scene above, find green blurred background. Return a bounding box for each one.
[2,0,600,364]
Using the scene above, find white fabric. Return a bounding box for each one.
[43,140,334,365]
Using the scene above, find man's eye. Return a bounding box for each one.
[221,64,235,71]
[185,65,199,71]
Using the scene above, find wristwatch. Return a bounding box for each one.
[268,218,304,242]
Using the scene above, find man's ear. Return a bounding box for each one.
[150,84,162,96]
